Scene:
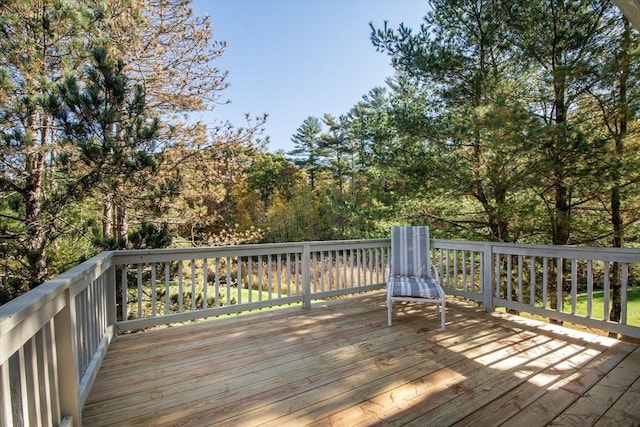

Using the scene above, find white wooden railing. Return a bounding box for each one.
[431,239,640,338]
[1,238,639,426]
[0,251,115,427]
[113,240,390,331]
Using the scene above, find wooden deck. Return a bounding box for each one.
[83,292,640,426]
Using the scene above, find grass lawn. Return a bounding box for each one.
[575,286,640,326]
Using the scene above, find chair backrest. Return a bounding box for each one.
[391,226,431,278]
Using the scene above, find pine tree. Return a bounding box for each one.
[503,0,618,245]
[288,116,325,190]
[371,0,537,241]
[0,0,98,289]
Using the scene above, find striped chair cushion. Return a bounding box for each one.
[390,276,443,299]
[391,226,430,277]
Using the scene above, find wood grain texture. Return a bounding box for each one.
[83,292,639,426]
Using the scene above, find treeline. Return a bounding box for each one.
[1,0,639,303]
[289,0,640,248]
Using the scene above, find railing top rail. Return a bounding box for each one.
[490,242,640,262]
[431,239,489,251]
[0,251,113,355]
[432,238,640,262]
[0,252,113,333]
[112,238,390,265]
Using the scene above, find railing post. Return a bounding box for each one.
[54,288,81,426]
[107,265,117,332]
[482,244,494,312]
[302,244,311,309]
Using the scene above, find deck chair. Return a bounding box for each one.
[387,226,446,330]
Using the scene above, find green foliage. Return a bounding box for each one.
[247,152,303,205]
[263,187,335,242]
[3,0,640,310]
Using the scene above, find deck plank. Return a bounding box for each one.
[550,344,640,426]
[83,292,640,426]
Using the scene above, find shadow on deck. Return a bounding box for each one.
[83,292,640,426]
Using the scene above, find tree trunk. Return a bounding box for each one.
[24,115,48,289]
[609,17,631,333]
[115,196,128,248]
[103,192,114,240]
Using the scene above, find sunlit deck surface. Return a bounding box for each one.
[84,292,640,426]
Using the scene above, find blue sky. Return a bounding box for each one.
[190,0,429,153]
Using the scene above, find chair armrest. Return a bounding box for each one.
[431,263,440,282]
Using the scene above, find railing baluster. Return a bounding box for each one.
[245,257,251,303]
[178,261,184,312]
[542,257,548,309]
[376,248,381,284]
[276,253,282,298]
[462,250,467,292]
[121,265,128,321]
[330,251,335,289]
[18,347,30,426]
[226,257,231,306]
[622,263,629,325]
[298,252,303,295]
[41,323,55,426]
[367,248,373,286]
[267,255,272,300]
[453,249,459,290]
[286,252,291,295]
[237,257,242,305]
[214,258,221,307]
[495,253,501,298]
[604,261,610,320]
[164,263,170,315]
[571,259,577,314]
[151,264,157,317]
[203,259,209,309]
[136,264,143,319]
[445,249,450,288]
[258,256,264,301]
[350,249,355,290]
[556,258,563,312]
[320,252,325,292]
[506,255,512,302]
[470,251,476,293]
[357,249,361,286]
[191,261,197,311]
[28,337,41,426]
[587,260,593,318]
[529,256,536,306]
[1,355,13,426]
[518,255,523,304]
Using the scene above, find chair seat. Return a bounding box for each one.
[389,276,444,299]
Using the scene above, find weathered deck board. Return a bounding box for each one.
[83,292,639,426]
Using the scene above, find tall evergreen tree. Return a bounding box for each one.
[0,0,99,288]
[503,0,619,245]
[0,1,160,291]
[371,0,538,241]
[584,15,640,326]
[288,116,325,190]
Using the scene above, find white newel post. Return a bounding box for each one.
[107,265,117,335]
[302,244,311,309]
[482,244,494,312]
[54,288,81,426]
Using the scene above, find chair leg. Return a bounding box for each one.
[387,299,392,326]
[439,301,446,331]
